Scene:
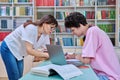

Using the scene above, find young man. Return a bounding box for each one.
[65,12,120,80]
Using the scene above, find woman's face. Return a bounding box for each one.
[43,23,56,35]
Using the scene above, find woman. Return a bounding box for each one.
[65,12,120,80]
[1,15,58,80]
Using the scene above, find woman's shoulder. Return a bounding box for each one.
[25,24,37,30]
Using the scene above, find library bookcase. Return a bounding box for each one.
[35,0,117,47]
[0,0,34,42]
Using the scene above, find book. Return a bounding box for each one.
[31,64,83,80]
[97,11,101,19]
[107,0,116,5]
[62,38,73,46]
[1,19,7,28]
[101,10,106,19]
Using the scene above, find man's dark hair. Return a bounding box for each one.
[65,12,87,28]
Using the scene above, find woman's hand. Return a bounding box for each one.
[33,52,49,62]
[33,56,42,62]
[33,54,49,62]
[43,52,49,59]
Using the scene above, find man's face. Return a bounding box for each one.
[70,26,84,37]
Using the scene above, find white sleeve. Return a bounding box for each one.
[42,35,50,48]
[22,25,37,44]
[45,35,50,45]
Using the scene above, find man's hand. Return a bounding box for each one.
[65,53,76,59]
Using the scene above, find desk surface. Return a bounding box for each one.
[20,61,99,80]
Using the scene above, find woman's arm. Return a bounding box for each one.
[25,41,49,59]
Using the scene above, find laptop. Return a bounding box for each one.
[46,44,83,66]
[46,44,67,65]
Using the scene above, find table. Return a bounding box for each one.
[19,61,99,80]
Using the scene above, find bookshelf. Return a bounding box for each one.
[116,0,120,46]
[36,0,117,47]
[0,0,34,42]
[119,0,120,46]
[35,0,117,47]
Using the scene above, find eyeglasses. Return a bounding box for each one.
[50,27,56,31]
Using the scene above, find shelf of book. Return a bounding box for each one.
[13,2,33,5]
[35,0,117,46]
[0,0,34,42]
[0,3,12,5]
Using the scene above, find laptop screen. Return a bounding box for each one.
[46,44,67,65]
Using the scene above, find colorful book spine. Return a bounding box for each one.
[97,11,102,19]
[0,32,11,41]
[36,0,54,6]
[62,38,73,46]
[1,20,7,28]
[98,24,115,32]
[101,10,106,19]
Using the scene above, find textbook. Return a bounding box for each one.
[31,64,83,80]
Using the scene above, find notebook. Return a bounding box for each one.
[46,44,83,66]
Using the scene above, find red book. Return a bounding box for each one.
[59,0,63,6]
[91,11,95,19]
[36,0,40,6]
[36,0,44,6]
[101,10,106,19]
[48,0,54,6]
[86,11,91,19]
[0,33,2,41]
[0,32,11,41]
[107,0,116,5]
[44,0,48,6]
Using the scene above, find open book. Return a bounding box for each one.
[31,64,83,80]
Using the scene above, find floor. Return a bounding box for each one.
[0,77,8,80]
